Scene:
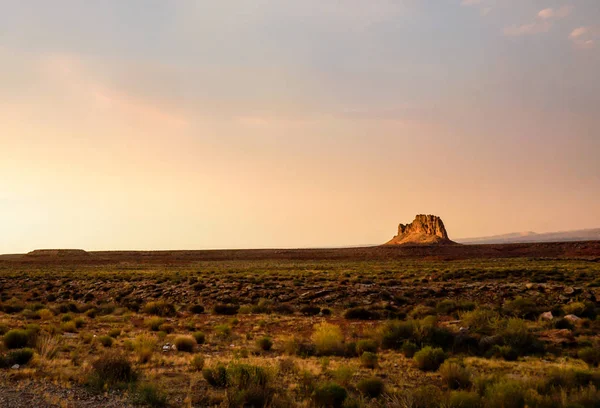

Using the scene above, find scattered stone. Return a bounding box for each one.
[564,314,581,322]
[540,311,553,320]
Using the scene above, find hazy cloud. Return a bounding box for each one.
[569,26,598,49]
[504,6,572,37]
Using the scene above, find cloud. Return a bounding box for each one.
[504,6,572,37]
[538,6,572,20]
[39,53,189,129]
[569,26,598,49]
[504,21,552,37]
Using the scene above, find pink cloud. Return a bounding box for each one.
[569,26,598,49]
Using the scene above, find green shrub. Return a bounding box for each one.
[312,383,347,408]
[483,379,526,408]
[356,339,378,355]
[493,345,519,361]
[143,301,176,317]
[579,347,600,367]
[402,341,418,358]
[344,307,379,320]
[158,323,174,334]
[174,336,195,353]
[215,324,232,339]
[360,352,378,369]
[203,364,228,387]
[409,385,443,408]
[460,309,499,335]
[131,383,168,407]
[563,302,586,316]
[502,297,539,319]
[447,391,482,408]
[9,348,34,365]
[256,336,273,351]
[3,329,29,349]
[89,352,136,389]
[189,304,205,314]
[108,328,121,338]
[379,320,416,350]
[190,355,205,371]
[300,305,321,316]
[440,361,472,389]
[414,346,446,371]
[312,323,344,356]
[437,299,458,315]
[357,377,384,398]
[98,335,114,348]
[192,331,205,344]
[145,317,165,332]
[61,321,77,333]
[213,304,239,315]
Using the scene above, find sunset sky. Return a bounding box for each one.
[1,0,599,253]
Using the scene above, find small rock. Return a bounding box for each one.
[540,311,553,320]
[564,314,581,322]
[11,364,20,369]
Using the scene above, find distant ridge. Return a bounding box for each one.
[457,228,600,245]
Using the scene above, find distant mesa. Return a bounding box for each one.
[384,214,455,246]
[26,249,89,257]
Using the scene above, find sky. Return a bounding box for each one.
[1,0,599,253]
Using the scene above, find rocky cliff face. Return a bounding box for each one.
[385,214,454,245]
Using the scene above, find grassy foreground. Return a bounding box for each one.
[1,257,600,407]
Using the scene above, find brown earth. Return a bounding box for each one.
[1,241,600,266]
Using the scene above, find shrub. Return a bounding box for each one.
[273,303,295,315]
[143,301,176,317]
[503,297,539,319]
[360,352,378,369]
[492,345,519,362]
[414,346,446,371]
[215,324,232,339]
[89,352,136,389]
[213,304,239,315]
[190,355,205,371]
[563,302,586,316]
[579,347,600,367]
[192,331,206,344]
[256,336,273,351]
[61,321,77,333]
[356,339,378,355]
[98,335,114,348]
[357,377,384,398]
[146,317,165,332]
[189,304,205,314]
[312,323,344,356]
[447,391,482,408]
[312,383,347,408]
[132,383,168,407]
[38,309,53,320]
[402,341,418,358]
[158,323,174,334]
[300,305,321,316]
[108,328,121,338]
[203,364,228,387]
[174,336,195,353]
[440,361,472,389]
[437,299,458,315]
[133,335,156,364]
[409,385,443,408]
[344,307,379,320]
[226,363,273,408]
[460,309,499,335]
[9,348,34,365]
[3,329,29,349]
[483,379,526,408]
[379,320,416,350]
[331,365,354,386]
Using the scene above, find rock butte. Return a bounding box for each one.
[384,214,456,246]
